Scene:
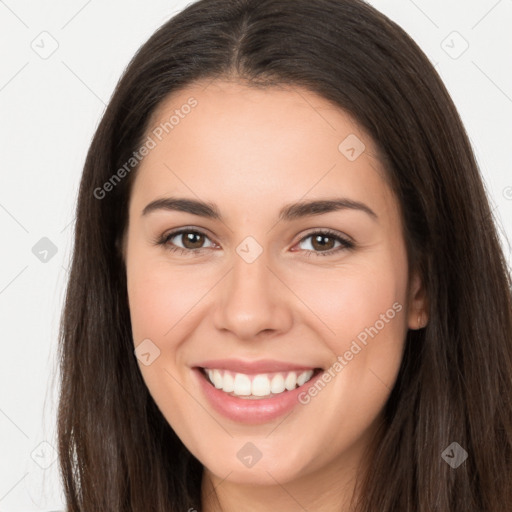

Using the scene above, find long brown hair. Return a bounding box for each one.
[57,0,512,510]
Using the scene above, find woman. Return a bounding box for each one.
[57,0,512,510]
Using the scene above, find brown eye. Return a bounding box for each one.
[296,230,354,257]
[180,231,206,249]
[310,234,336,251]
[161,229,216,254]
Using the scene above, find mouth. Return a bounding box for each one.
[197,366,324,400]
[193,364,326,424]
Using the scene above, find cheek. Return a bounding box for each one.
[284,252,409,403]
[285,261,408,454]
[287,260,407,345]
[127,275,175,342]
[126,260,209,429]
[126,255,214,343]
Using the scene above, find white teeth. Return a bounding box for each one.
[222,372,235,392]
[212,369,223,389]
[270,374,285,394]
[233,373,252,395]
[251,374,271,396]
[204,368,315,398]
[284,372,297,391]
[297,371,311,386]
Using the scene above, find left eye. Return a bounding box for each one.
[297,231,352,254]
[158,229,353,256]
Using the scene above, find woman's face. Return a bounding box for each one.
[124,80,426,490]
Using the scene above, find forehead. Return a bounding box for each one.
[131,79,394,219]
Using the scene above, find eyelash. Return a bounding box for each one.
[155,227,355,257]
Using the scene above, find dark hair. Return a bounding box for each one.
[57,0,512,510]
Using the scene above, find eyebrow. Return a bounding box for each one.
[142,196,378,222]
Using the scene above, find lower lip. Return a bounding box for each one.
[193,367,324,424]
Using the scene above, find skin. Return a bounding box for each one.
[123,79,428,511]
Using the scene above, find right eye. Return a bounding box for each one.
[158,228,217,255]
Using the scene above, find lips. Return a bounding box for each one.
[190,358,325,423]
[192,365,325,424]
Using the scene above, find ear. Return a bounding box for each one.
[407,269,428,330]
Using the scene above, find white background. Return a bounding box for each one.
[0,1,511,510]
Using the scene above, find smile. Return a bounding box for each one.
[193,365,325,424]
[201,368,321,399]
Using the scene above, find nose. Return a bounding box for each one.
[212,249,294,340]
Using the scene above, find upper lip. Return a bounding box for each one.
[194,358,322,374]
